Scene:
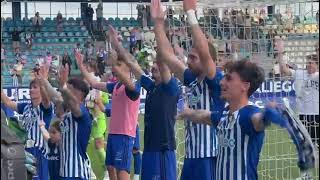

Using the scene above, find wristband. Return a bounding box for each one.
[186,9,198,25]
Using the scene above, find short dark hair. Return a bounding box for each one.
[50,120,61,132]
[307,54,318,64]
[225,59,265,97]
[67,78,90,98]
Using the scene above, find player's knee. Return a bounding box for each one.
[117,170,130,180]
[107,166,115,172]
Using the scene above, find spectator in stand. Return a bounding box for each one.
[142,6,148,27]
[11,59,24,85]
[1,45,7,72]
[45,51,53,65]
[74,42,83,53]
[62,51,72,75]
[129,30,137,54]
[25,31,33,50]
[14,47,22,60]
[32,12,43,32]
[137,5,144,26]
[135,28,143,50]
[167,6,174,20]
[96,47,107,76]
[274,9,282,25]
[96,2,103,31]
[146,5,152,26]
[236,10,245,39]
[84,42,94,61]
[56,11,63,32]
[10,28,22,49]
[86,4,94,33]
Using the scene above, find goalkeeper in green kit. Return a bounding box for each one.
[86,89,110,180]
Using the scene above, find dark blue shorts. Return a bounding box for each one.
[105,134,135,173]
[25,147,49,180]
[141,151,176,180]
[180,157,216,180]
[133,125,140,150]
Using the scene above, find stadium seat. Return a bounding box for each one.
[59,32,66,37]
[120,27,128,31]
[35,32,42,38]
[67,32,74,37]
[68,17,75,22]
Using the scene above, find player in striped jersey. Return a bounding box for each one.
[178,60,289,180]
[1,77,54,180]
[151,0,225,179]
[55,65,92,180]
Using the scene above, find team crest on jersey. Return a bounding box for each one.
[185,80,202,106]
[218,134,236,149]
[60,122,70,133]
[187,94,201,106]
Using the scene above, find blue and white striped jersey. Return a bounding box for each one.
[215,105,264,180]
[183,69,225,159]
[59,104,92,179]
[17,102,54,154]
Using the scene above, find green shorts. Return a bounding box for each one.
[91,112,107,139]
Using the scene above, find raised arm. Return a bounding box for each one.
[108,26,144,80]
[151,0,186,81]
[156,57,172,83]
[183,0,216,79]
[75,52,109,92]
[1,90,18,112]
[35,64,63,104]
[112,63,137,92]
[275,38,292,76]
[58,64,82,117]
[39,120,50,141]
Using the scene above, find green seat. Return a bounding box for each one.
[36,38,43,43]
[69,38,75,43]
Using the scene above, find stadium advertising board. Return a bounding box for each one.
[1,80,296,116]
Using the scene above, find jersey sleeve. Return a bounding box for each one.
[183,68,198,87]
[205,69,224,91]
[125,81,141,101]
[239,106,262,136]
[72,104,92,124]
[17,103,29,115]
[106,82,116,94]
[140,74,155,92]
[162,77,180,97]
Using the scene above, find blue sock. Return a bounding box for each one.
[133,151,141,175]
